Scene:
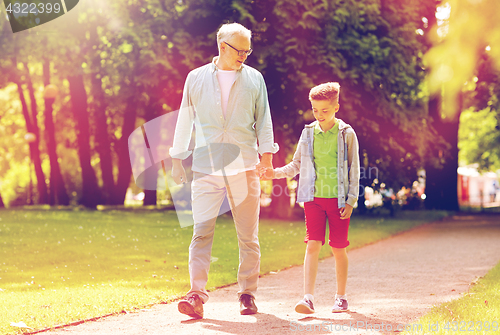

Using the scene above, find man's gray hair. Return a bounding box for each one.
[217,23,252,49]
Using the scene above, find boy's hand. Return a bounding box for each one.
[260,168,275,180]
[340,204,353,220]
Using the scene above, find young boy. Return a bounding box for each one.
[265,82,360,313]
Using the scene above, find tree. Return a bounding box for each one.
[0,25,52,205]
[88,25,115,205]
[425,0,500,117]
[231,0,440,217]
[1,0,450,213]
[424,0,500,209]
[12,63,50,205]
[458,53,500,172]
[70,0,182,205]
[126,0,441,216]
[0,9,86,206]
[459,108,500,172]
[43,79,70,206]
[67,72,102,208]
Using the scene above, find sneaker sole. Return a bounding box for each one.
[295,304,314,314]
[178,301,203,319]
[331,308,349,313]
[240,308,258,315]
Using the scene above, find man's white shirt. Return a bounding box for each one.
[216,68,237,118]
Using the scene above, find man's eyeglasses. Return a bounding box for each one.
[225,42,253,57]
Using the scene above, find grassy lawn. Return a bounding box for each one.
[405,261,500,335]
[0,209,448,334]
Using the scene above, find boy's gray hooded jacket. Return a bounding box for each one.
[274,119,360,208]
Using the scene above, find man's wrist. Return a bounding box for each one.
[260,153,273,164]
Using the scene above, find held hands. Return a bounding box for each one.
[340,204,353,220]
[172,159,187,185]
[259,167,275,180]
[256,153,274,179]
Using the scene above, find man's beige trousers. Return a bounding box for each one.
[186,170,261,303]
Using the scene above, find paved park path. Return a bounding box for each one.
[46,214,500,335]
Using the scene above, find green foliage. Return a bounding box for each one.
[425,0,500,117]
[0,1,184,205]
[0,84,34,205]
[459,108,500,172]
[0,0,445,203]
[457,32,500,172]
[232,0,440,189]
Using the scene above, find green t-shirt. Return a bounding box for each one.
[313,121,339,198]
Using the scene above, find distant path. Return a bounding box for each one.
[45,214,500,335]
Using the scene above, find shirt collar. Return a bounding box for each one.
[314,121,339,135]
[211,56,244,73]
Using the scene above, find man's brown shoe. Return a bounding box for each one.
[239,294,258,315]
[178,294,203,318]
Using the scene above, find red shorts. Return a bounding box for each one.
[304,198,350,248]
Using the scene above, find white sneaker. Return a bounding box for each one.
[331,298,349,313]
[295,297,315,314]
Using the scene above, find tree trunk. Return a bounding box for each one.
[141,102,162,207]
[44,97,70,205]
[90,68,114,204]
[14,77,49,205]
[425,93,461,211]
[422,9,461,211]
[0,193,4,208]
[68,73,101,208]
[43,59,70,206]
[24,63,39,131]
[143,189,157,206]
[111,95,138,205]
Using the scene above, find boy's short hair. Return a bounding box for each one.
[309,82,340,104]
[217,23,252,49]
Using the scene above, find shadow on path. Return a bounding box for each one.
[179,311,410,334]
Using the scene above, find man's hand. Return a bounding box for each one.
[340,204,353,220]
[172,158,187,185]
[256,153,273,179]
[260,168,275,180]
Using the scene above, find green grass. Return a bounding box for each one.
[405,261,500,335]
[0,209,448,334]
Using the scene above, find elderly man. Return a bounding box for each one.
[170,22,278,318]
